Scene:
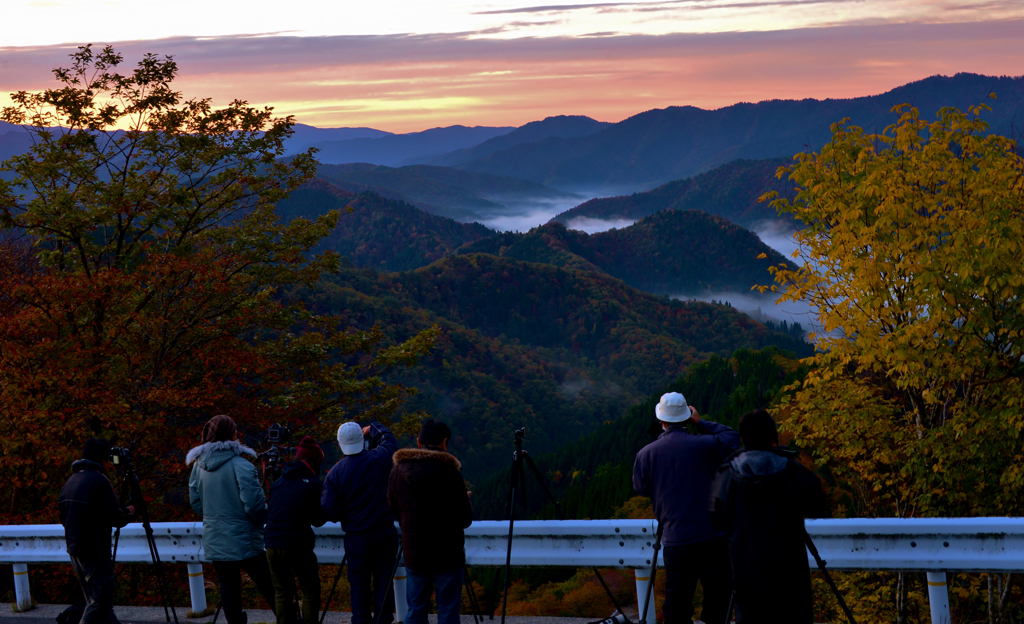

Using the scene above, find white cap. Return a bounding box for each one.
[337,422,364,455]
[655,392,691,423]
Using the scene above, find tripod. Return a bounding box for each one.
[500,428,629,624]
[111,444,180,624]
[803,530,857,624]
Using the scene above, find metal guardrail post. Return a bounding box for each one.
[925,572,950,624]
[13,563,32,611]
[186,563,207,613]
[393,565,408,623]
[634,569,653,623]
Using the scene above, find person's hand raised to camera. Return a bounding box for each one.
[688,406,701,423]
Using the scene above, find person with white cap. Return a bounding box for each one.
[321,421,399,624]
[632,392,740,624]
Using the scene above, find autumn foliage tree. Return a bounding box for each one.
[0,45,437,526]
[764,101,1024,621]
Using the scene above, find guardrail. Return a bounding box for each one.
[3,518,1023,624]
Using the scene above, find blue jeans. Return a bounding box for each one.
[405,567,462,624]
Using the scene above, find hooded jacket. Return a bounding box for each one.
[187,440,267,562]
[265,460,328,550]
[387,448,473,573]
[58,459,132,559]
[632,419,740,546]
[709,448,829,624]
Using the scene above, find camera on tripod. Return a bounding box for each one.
[109,445,132,466]
[257,423,294,485]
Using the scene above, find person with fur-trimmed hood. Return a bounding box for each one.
[709,409,829,624]
[387,419,473,624]
[187,414,276,624]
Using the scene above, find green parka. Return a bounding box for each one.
[187,441,267,561]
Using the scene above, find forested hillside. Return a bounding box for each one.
[471,346,809,520]
[550,158,793,229]
[460,211,786,296]
[301,257,810,479]
[315,162,578,221]
[275,180,494,271]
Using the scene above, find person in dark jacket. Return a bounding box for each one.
[633,392,740,624]
[710,409,829,624]
[188,415,276,624]
[266,436,328,624]
[58,438,134,624]
[387,419,473,624]
[321,421,399,624]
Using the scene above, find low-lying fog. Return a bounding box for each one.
[475,198,819,336]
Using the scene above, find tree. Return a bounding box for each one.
[763,101,1024,621]
[0,45,437,526]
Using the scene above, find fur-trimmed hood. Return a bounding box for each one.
[393,447,461,470]
[186,440,257,471]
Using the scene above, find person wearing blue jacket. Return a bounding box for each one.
[187,415,276,624]
[321,421,399,624]
[633,392,740,624]
[265,436,328,624]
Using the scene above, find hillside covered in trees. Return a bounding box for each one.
[550,157,794,229]
[276,180,495,271]
[459,211,786,296]
[300,256,810,480]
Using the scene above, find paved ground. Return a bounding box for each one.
[0,605,602,624]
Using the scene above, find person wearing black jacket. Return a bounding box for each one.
[58,438,134,624]
[387,419,473,624]
[710,409,830,624]
[266,436,328,624]
[321,422,399,624]
[633,393,740,624]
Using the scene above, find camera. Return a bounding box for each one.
[110,445,132,466]
[266,423,291,445]
[258,424,294,485]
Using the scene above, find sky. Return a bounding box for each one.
[1,1,1022,132]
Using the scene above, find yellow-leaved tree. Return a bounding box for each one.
[764,101,1024,622]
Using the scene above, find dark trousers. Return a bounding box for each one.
[405,567,462,624]
[70,555,120,624]
[213,553,278,624]
[344,525,399,624]
[267,548,321,624]
[662,537,731,624]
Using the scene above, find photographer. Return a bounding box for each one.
[58,438,134,624]
[710,409,829,624]
[265,436,328,624]
[632,392,739,624]
[187,414,276,624]
[321,421,398,624]
[387,419,473,624]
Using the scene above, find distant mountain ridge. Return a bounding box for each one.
[459,212,785,296]
[550,157,794,229]
[315,163,579,222]
[308,125,515,167]
[458,73,1024,194]
[428,115,611,167]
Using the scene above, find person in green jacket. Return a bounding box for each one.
[188,415,276,624]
